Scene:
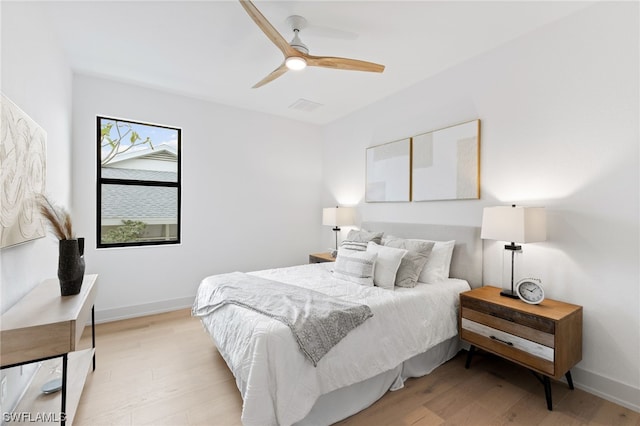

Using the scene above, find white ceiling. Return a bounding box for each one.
[42,1,591,125]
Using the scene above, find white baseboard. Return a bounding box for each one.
[571,366,640,413]
[94,296,194,323]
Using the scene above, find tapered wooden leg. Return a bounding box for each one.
[565,370,574,390]
[543,376,553,411]
[465,345,475,369]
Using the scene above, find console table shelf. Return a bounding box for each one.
[1,275,98,425]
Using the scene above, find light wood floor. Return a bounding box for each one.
[71,309,639,426]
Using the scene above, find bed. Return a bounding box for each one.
[193,222,482,426]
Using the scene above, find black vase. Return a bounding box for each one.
[58,237,86,296]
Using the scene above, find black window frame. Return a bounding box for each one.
[96,116,181,249]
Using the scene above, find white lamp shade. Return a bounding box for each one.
[322,207,355,227]
[481,206,546,243]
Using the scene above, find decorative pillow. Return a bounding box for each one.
[333,248,377,286]
[340,240,368,252]
[345,229,384,245]
[416,240,456,284]
[366,242,407,290]
[384,237,435,288]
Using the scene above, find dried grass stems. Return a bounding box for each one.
[37,194,75,240]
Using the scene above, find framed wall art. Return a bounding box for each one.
[366,138,411,202]
[1,93,47,248]
[412,119,480,201]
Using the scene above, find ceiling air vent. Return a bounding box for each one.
[288,98,323,112]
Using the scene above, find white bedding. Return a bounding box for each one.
[195,262,470,426]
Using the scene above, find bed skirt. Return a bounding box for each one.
[294,336,462,425]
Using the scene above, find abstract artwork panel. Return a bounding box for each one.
[366,138,411,202]
[0,94,47,248]
[412,120,480,201]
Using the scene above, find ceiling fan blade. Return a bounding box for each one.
[239,0,296,57]
[253,62,289,88]
[305,55,385,73]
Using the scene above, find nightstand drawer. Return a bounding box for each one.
[461,319,555,375]
[461,318,554,360]
[462,297,555,334]
[462,308,555,348]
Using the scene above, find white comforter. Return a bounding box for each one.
[195,262,470,426]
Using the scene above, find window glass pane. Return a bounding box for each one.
[101,184,178,244]
[100,118,178,183]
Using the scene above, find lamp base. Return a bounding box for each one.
[500,289,520,299]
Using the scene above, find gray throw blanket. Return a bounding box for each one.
[192,272,373,366]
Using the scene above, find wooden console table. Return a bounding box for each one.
[1,274,98,425]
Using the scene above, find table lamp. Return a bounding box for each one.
[322,206,355,252]
[481,205,546,298]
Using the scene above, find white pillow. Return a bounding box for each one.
[333,248,377,287]
[366,242,407,290]
[417,240,455,284]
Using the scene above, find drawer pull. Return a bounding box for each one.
[490,335,514,346]
[490,312,514,322]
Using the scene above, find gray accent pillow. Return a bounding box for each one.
[345,229,384,245]
[340,240,368,252]
[384,237,435,288]
[333,248,377,286]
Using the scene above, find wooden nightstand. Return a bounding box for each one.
[309,252,336,264]
[459,286,582,411]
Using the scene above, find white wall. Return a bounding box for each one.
[0,1,73,413]
[322,2,639,411]
[72,74,323,321]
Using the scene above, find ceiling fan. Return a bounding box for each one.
[239,0,385,88]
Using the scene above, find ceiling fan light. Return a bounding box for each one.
[285,56,307,71]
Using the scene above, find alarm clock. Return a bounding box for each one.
[516,278,545,304]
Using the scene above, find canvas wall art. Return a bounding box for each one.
[366,138,411,202]
[412,119,480,201]
[0,93,47,248]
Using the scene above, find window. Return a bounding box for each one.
[97,117,181,248]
